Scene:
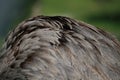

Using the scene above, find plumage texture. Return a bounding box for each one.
[0,15,120,80]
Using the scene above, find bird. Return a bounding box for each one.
[0,15,120,80]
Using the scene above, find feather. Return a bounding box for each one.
[0,15,120,80]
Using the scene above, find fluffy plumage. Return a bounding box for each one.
[0,15,120,80]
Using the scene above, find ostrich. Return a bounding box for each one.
[0,15,120,80]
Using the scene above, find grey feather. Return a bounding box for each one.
[0,15,120,80]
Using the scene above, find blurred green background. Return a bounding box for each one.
[0,0,120,47]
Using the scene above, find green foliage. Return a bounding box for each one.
[41,0,120,39]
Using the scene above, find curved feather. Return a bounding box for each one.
[0,15,120,80]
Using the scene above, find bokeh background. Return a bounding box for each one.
[0,0,120,47]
